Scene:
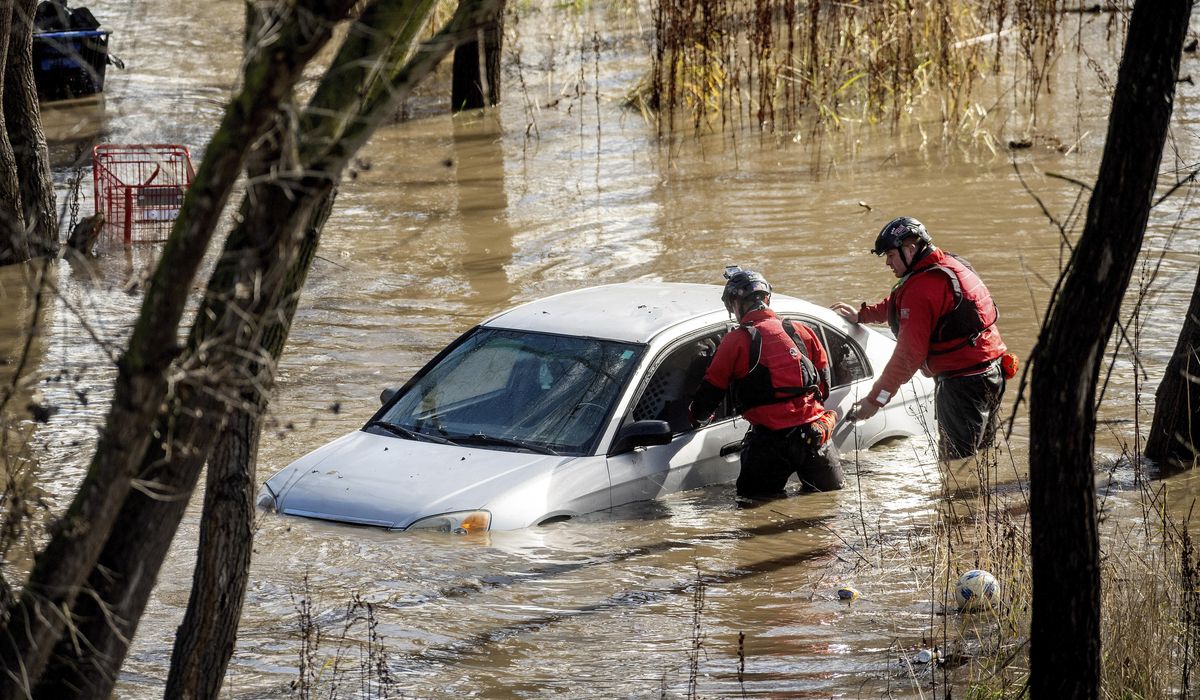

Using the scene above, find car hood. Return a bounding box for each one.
[262,430,572,529]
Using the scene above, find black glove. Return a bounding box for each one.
[798,423,824,448]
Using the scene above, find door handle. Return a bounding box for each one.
[720,440,743,457]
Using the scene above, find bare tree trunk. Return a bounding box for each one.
[452,33,484,110]
[33,1,497,695]
[34,143,333,694]
[164,191,333,700]
[0,2,356,694]
[32,393,223,696]
[452,0,503,111]
[34,185,332,698]
[162,16,331,691]
[0,0,29,266]
[168,409,260,696]
[4,0,56,257]
[166,0,501,688]
[483,0,504,106]
[1028,1,1190,696]
[1146,266,1200,470]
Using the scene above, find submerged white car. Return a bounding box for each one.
[258,282,934,532]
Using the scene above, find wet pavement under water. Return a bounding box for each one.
[3,1,1200,696]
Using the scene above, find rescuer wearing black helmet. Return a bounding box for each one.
[832,217,1010,460]
[872,216,933,273]
[691,266,843,499]
[720,267,772,314]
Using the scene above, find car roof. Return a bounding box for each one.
[481,281,836,343]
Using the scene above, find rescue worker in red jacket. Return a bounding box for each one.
[831,216,1008,459]
[691,267,842,499]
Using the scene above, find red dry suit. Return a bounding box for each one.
[695,309,830,430]
[858,248,1006,408]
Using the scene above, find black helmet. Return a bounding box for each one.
[721,266,771,313]
[872,216,932,256]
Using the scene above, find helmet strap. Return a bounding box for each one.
[735,295,768,321]
[900,240,931,276]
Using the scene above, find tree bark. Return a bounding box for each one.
[452,0,503,111]
[33,0,497,695]
[0,1,357,695]
[1146,266,1200,470]
[4,0,56,258]
[163,18,330,695]
[452,33,484,111]
[0,0,29,266]
[33,120,331,692]
[1028,1,1190,696]
[483,0,504,106]
[35,178,332,697]
[163,191,333,700]
[166,9,501,696]
[167,408,261,698]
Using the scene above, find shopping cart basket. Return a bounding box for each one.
[92,144,194,243]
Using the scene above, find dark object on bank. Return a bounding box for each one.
[32,0,114,102]
[26,400,58,424]
[66,213,104,255]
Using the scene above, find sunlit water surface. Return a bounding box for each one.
[3,1,1200,696]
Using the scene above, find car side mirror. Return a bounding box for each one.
[380,387,398,405]
[608,420,673,455]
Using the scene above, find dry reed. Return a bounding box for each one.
[634,0,1096,141]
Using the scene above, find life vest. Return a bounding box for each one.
[731,319,820,411]
[888,253,999,356]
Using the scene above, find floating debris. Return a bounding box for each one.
[955,569,999,611]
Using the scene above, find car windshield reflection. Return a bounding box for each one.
[375,328,644,455]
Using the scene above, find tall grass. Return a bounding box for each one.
[289,571,399,699]
[634,0,1092,140]
[832,464,1186,697]
[910,446,1200,697]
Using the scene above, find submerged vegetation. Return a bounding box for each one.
[918,449,1200,697]
[0,0,1189,694]
[633,0,1122,142]
[277,442,1200,697]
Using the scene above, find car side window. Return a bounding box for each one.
[629,328,730,433]
[788,317,871,388]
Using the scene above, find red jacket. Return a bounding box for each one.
[859,248,1006,407]
[701,309,829,430]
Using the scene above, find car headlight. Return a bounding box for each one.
[406,510,491,534]
[256,485,278,512]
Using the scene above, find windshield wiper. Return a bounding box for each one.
[455,432,560,455]
[365,420,457,446]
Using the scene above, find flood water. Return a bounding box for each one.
[4,1,1200,696]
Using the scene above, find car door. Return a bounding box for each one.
[605,327,748,506]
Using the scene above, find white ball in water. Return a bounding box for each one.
[954,569,999,611]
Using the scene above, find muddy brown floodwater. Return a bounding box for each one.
[3,1,1200,696]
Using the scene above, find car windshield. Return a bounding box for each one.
[376,328,644,455]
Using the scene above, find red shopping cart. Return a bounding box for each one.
[92,143,194,243]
